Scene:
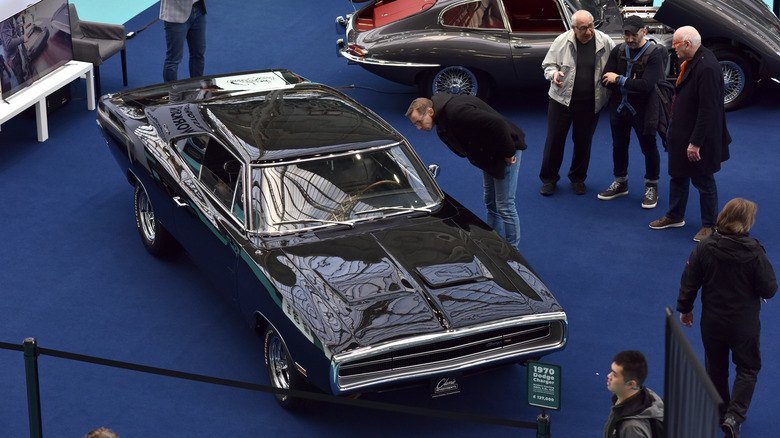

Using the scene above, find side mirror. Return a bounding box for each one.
[427,164,440,178]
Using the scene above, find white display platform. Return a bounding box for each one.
[0,60,95,142]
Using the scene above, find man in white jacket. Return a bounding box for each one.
[539,10,614,196]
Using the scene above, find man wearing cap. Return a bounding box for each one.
[598,16,666,209]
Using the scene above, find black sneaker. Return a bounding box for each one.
[597,181,628,200]
[642,185,658,209]
[721,417,740,438]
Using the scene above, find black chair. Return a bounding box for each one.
[68,3,127,98]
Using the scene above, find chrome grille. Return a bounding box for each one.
[332,316,567,393]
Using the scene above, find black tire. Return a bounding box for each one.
[712,48,755,111]
[264,326,310,409]
[134,184,176,256]
[421,66,490,100]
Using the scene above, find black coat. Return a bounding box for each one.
[431,93,526,179]
[667,46,731,178]
[678,232,777,337]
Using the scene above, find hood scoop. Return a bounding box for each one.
[416,256,493,288]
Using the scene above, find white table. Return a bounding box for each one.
[0,60,95,142]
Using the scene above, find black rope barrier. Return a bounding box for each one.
[1,338,546,436]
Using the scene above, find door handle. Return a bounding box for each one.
[173,196,188,207]
[514,44,531,49]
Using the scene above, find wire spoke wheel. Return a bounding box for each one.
[432,66,478,96]
[712,48,755,111]
[720,60,745,107]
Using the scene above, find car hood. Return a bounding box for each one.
[655,0,780,75]
[262,215,562,356]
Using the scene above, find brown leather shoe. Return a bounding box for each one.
[693,226,715,242]
[649,216,685,229]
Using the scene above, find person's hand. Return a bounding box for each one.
[505,156,517,165]
[553,71,564,87]
[680,311,694,328]
[602,72,618,85]
[687,144,701,162]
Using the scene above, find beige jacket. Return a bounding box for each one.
[542,29,614,113]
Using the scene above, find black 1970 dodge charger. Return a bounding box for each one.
[97,69,567,408]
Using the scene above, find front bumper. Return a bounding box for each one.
[329,311,568,394]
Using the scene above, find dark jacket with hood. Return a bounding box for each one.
[604,387,664,438]
[431,93,526,180]
[678,231,777,336]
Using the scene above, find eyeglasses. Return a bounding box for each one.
[575,23,595,32]
[672,40,689,48]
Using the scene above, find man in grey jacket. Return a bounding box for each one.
[539,10,614,196]
[604,350,664,438]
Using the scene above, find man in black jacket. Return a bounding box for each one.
[599,16,665,209]
[406,94,526,247]
[678,198,777,438]
[649,26,731,242]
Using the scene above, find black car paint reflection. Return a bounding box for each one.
[97,69,567,403]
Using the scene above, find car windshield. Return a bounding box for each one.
[249,143,443,234]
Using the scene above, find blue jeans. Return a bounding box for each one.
[483,150,522,247]
[163,4,207,82]
[667,174,718,227]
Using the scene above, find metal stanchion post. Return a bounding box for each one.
[536,410,550,438]
[23,337,43,438]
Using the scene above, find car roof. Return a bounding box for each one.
[136,70,405,162]
[202,83,404,162]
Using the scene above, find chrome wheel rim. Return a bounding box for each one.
[267,335,291,393]
[720,60,744,106]
[433,66,478,96]
[137,189,156,242]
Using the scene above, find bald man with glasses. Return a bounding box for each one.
[649,26,731,243]
[539,10,615,196]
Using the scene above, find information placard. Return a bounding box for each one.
[527,361,561,410]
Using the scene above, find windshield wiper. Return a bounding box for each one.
[274,218,354,228]
[355,206,432,215]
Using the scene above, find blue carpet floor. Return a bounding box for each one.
[2,1,780,437]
